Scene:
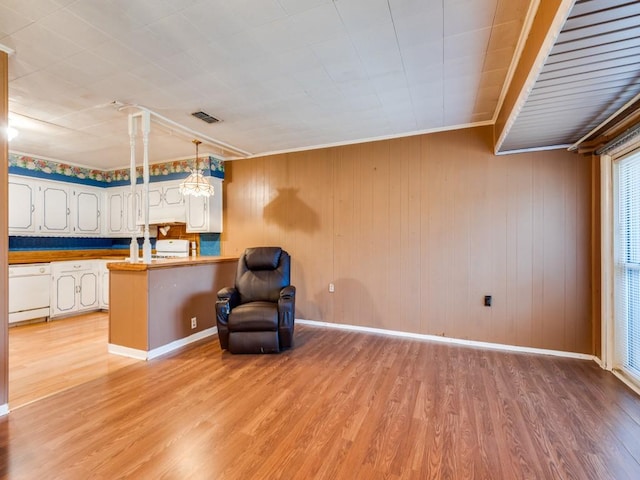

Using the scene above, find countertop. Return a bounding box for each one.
[107,255,239,271]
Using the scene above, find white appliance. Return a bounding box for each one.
[154,239,190,258]
[8,263,51,324]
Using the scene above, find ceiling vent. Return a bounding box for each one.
[191,111,220,124]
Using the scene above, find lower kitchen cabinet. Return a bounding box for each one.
[98,260,120,310]
[50,261,100,318]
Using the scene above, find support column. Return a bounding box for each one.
[141,110,152,263]
[128,114,138,263]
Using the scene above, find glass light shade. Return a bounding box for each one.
[179,169,215,197]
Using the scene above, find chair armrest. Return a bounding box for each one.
[218,286,238,302]
[279,285,296,301]
[215,287,238,351]
[216,287,239,318]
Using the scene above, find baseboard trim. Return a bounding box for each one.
[107,344,148,360]
[0,403,9,417]
[296,319,596,361]
[108,326,218,361]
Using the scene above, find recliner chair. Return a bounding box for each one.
[215,247,295,354]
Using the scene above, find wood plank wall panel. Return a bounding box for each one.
[1,51,9,405]
[222,126,594,353]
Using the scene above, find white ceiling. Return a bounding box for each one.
[1,0,531,169]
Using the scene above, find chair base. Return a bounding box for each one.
[228,331,280,354]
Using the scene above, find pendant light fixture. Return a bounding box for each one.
[179,139,215,197]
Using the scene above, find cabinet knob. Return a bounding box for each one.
[39,267,45,273]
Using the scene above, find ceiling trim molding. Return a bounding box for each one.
[495,143,572,155]
[244,120,495,160]
[0,44,14,55]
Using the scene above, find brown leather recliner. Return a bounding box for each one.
[215,247,295,354]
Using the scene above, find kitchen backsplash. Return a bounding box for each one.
[9,236,153,251]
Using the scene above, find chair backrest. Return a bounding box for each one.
[236,247,290,303]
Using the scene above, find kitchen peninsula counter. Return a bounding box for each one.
[108,256,238,360]
[107,255,239,271]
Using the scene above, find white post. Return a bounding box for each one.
[141,110,152,263]
[128,114,138,263]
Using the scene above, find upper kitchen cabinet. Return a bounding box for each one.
[146,180,186,224]
[106,185,142,237]
[39,179,71,234]
[186,177,223,233]
[8,176,37,234]
[8,175,103,237]
[71,185,101,235]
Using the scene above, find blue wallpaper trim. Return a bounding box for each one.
[8,166,107,187]
[9,153,224,188]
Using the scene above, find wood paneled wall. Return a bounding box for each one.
[221,126,594,354]
[1,51,9,405]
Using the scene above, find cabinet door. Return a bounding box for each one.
[186,195,207,232]
[100,268,110,309]
[147,186,163,209]
[73,188,101,234]
[78,271,99,311]
[8,178,37,233]
[163,184,184,207]
[107,190,124,234]
[51,273,78,316]
[208,179,223,233]
[40,183,70,233]
[124,189,142,233]
[185,178,223,233]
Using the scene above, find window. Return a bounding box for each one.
[614,151,640,382]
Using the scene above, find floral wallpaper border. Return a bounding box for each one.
[8,153,225,186]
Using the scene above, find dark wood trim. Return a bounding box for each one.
[9,249,130,264]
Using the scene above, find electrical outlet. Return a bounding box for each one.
[191,317,197,329]
[329,283,335,293]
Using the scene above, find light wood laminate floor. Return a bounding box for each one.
[2,317,640,478]
[8,312,137,408]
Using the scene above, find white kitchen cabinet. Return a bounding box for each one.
[9,175,106,237]
[100,263,110,309]
[106,186,142,237]
[39,180,71,234]
[186,177,223,233]
[97,259,120,310]
[8,177,37,234]
[50,261,99,318]
[106,188,125,234]
[71,186,101,235]
[145,180,186,224]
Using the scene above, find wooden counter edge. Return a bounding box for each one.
[107,256,239,271]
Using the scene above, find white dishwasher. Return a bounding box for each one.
[8,263,51,324]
